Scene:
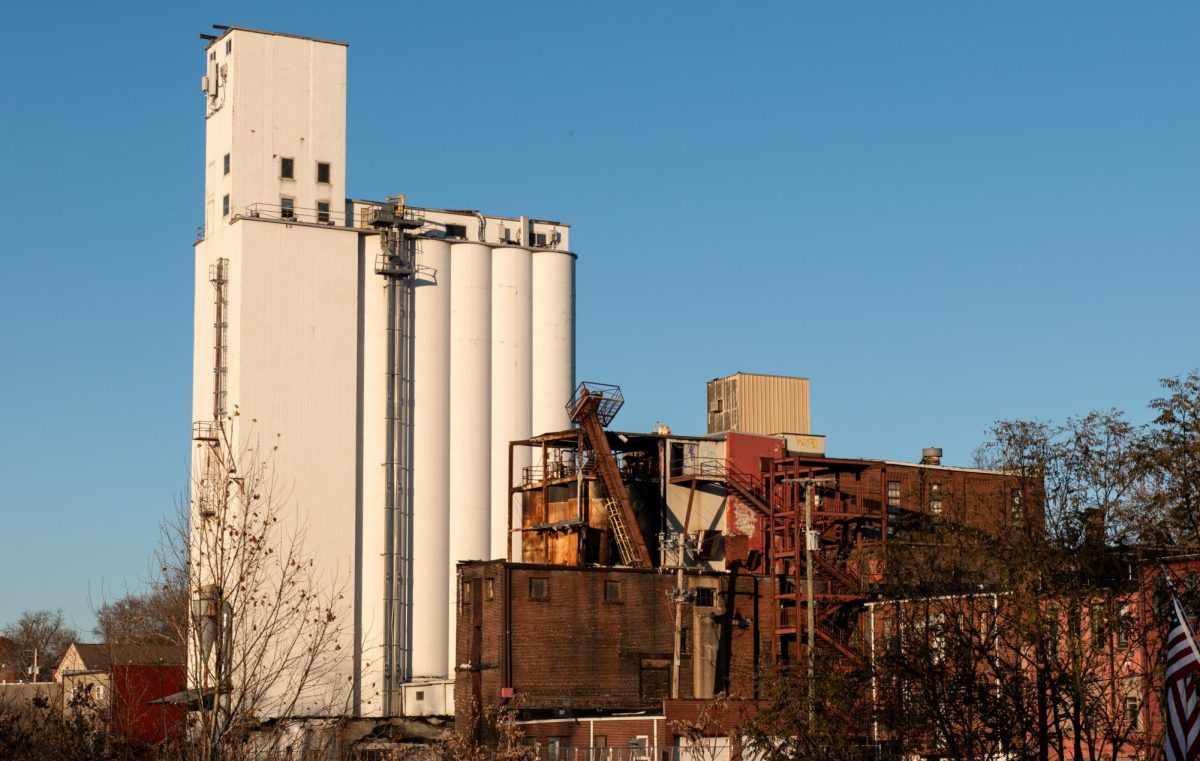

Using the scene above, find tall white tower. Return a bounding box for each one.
[191,26,575,718]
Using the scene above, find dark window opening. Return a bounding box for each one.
[280,157,294,179]
[638,662,669,701]
[604,580,621,602]
[680,627,690,655]
[222,194,230,217]
[529,577,548,600]
[226,39,232,54]
[280,197,294,220]
[694,587,715,607]
[414,690,424,701]
[317,201,331,224]
[223,153,230,175]
[317,162,331,183]
[445,223,467,239]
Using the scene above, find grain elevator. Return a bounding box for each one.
[190,26,575,719]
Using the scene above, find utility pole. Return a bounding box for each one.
[805,480,816,709]
[670,531,689,699]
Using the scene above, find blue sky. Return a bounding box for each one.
[0,2,1196,633]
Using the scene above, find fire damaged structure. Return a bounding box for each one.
[454,374,1043,754]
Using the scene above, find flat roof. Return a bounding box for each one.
[710,371,811,381]
[203,25,349,50]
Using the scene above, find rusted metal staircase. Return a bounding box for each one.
[567,382,653,568]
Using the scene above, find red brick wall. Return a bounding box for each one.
[455,562,773,732]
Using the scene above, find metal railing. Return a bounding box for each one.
[523,451,655,486]
[192,420,221,442]
[242,202,346,226]
[360,203,424,229]
[523,460,597,485]
[567,381,624,427]
[524,747,676,761]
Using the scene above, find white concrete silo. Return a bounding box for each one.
[531,249,577,435]
[409,238,452,680]
[446,241,492,675]
[490,245,533,560]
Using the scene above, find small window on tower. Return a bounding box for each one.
[317,162,331,184]
[280,197,294,220]
[317,201,331,224]
[694,587,715,607]
[280,157,294,180]
[226,39,232,54]
[445,223,467,240]
[222,194,230,217]
[223,153,230,175]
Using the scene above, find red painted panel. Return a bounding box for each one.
[110,664,186,745]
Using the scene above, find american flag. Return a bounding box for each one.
[1165,583,1200,761]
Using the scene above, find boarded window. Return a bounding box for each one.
[485,578,495,600]
[529,577,548,600]
[604,580,621,602]
[639,659,669,700]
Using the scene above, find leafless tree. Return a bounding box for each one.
[0,610,79,682]
[180,410,352,761]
